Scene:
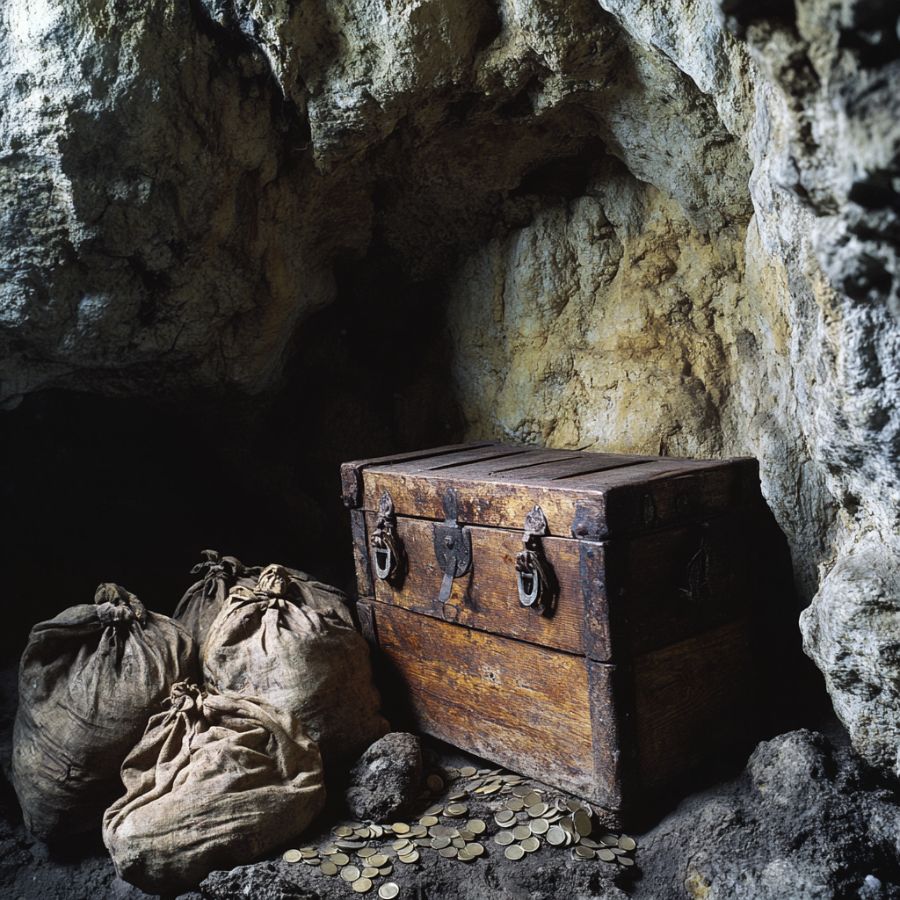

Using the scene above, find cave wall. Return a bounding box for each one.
[0,0,898,779]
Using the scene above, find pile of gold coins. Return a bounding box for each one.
[281,764,638,896]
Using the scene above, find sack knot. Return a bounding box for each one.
[94,583,147,626]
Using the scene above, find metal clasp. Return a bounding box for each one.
[516,506,557,615]
[433,489,472,604]
[370,492,405,586]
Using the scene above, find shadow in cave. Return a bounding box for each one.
[0,255,464,660]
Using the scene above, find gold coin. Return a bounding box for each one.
[466,819,486,835]
[566,799,581,812]
[419,816,439,827]
[332,853,350,866]
[460,766,477,777]
[445,803,468,817]
[379,884,400,900]
[361,867,379,878]
[425,804,444,816]
[334,826,353,837]
[452,838,466,849]
[506,798,525,812]
[597,848,616,862]
[392,822,410,834]
[512,825,531,841]
[581,838,600,849]
[378,865,393,876]
[527,803,548,818]
[282,849,301,864]
[302,857,320,866]
[494,831,514,846]
[574,846,595,860]
[524,791,542,806]
[299,848,317,858]
[600,833,619,847]
[391,839,410,852]
[371,825,384,838]
[409,825,428,837]
[467,842,485,857]
[398,850,420,864]
[512,785,531,798]
[573,809,592,837]
[457,829,475,841]
[618,856,635,867]
[426,774,445,792]
[320,861,339,876]
[431,836,451,850]
[358,847,376,858]
[355,827,371,839]
[430,825,454,838]
[414,838,432,848]
[495,810,516,825]
[368,854,388,868]
[352,877,373,893]
[546,826,566,846]
[619,835,636,852]
[530,818,549,835]
[439,846,457,858]
[521,836,540,853]
[504,845,525,861]
[457,849,474,862]
[341,865,361,881]
[321,844,339,854]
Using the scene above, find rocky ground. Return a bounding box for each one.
[1,669,897,900]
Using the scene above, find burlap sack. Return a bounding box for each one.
[203,564,389,766]
[12,583,197,840]
[172,549,260,645]
[103,681,325,893]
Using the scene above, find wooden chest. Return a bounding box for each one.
[341,443,788,824]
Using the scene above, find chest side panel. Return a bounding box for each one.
[369,602,603,802]
[366,513,608,657]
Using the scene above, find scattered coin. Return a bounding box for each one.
[504,845,525,861]
[431,836,451,850]
[368,854,388,868]
[341,865,361,882]
[452,838,466,849]
[574,846,596,860]
[398,850,420,864]
[320,861,339,876]
[512,825,532,841]
[495,811,516,826]
[581,838,600,849]
[361,866,379,878]
[573,809,592,837]
[282,849,301,864]
[352,876,373,893]
[618,856,635,867]
[300,848,317,858]
[424,804,444,816]
[426,773,445,792]
[420,815,439,827]
[600,834,619,847]
[332,853,350,866]
[358,847,376,858]
[494,831,515,846]
[391,839,410,852]
[524,791,542,806]
[468,842,485,857]
[439,846,457,858]
[619,835,637,852]
[460,766,477,777]
[379,884,400,900]
[334,826,353,837]
[378,865,393,876]
[527,802,548,818]
[506,797,525,812]
[445,803,468,817]
[530,818,549,835]
[392,823,410,834]
[546,826,566,846]
[467,819,486,835]
[597,849,616,862]
[457,849,474,862]
[521,836,540,853]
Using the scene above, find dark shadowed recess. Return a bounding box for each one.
[0,258,463,659]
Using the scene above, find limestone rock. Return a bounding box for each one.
[344,732,423,823]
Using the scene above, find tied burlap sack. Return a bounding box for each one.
[103,681,325,893]
[173,549,260,645]
[203,564,389,766]
[12,583,197,840]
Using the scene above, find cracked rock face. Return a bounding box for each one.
[0,1,898,779]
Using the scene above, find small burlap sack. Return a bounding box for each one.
[172,549,260,645]
[12,583,197,840]
[103,681,325,893]
[203,564,389,766]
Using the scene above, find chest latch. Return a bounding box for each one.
[516,506,557,615]
[370,491,405,586]
[433,489,472,604]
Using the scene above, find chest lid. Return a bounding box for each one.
[342,443,759,540]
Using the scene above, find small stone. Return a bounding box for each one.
[345,732,423,822]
